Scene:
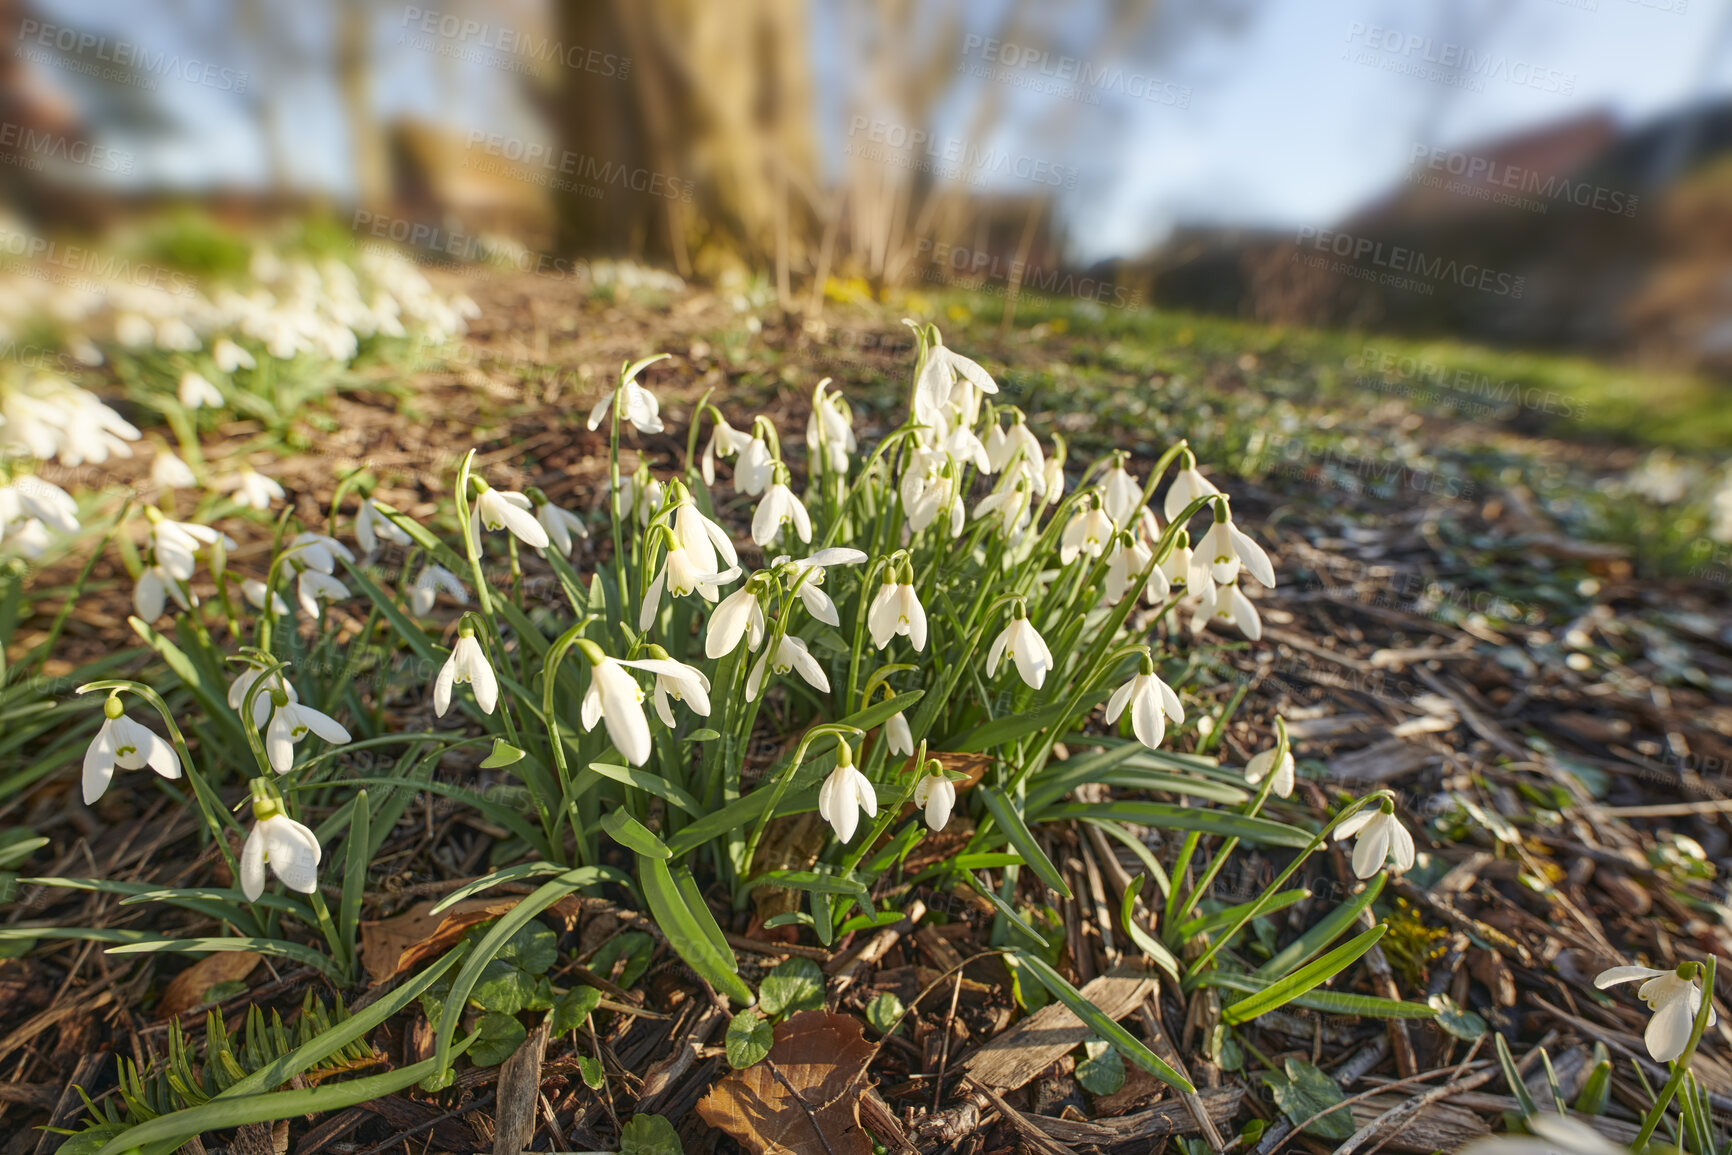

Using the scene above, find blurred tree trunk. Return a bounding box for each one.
[337,0,390,210]
[548,0,817,276]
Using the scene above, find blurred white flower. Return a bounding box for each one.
[178,371,223,409]
[133,564,193,621]
[473,485,550,550]
[295,569,348,619]
[1191,578,1262,642]
[1060,498,1113,564]
[233,469,285,511]
[885,711,914,758]
[212,337,256,373]
[1164,463,1220,521]
[1245,746,1295,798]
[535,498,588,556]
[355,497,410,554]
[242,577,288,615]
[702,414,754,486]
[286,532,354,575]
[1101,460,1141,527]
[150,448,196,491]
[409,564,467,616]
[587,368,663,435]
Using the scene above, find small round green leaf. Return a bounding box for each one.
[1076,1038,1126,1096]
[727,1008,774,1069]
[758,958,825,1019]
[552,985,604,1035]
[620,1112,683,1155]
[865,992,905,1036]
[469,1011,528,1067]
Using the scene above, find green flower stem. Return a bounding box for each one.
[736,723,862,907]
[1174,720,1288,927]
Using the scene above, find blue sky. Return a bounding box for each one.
[25,0,1732,263]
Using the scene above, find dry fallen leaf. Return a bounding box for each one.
[360,894,584,983]
[698,1011,876,1155]
[155,950,262,1019]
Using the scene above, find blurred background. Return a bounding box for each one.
[2,0,1730,370]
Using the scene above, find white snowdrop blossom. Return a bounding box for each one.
[233,469,285,511]
[705,584,766,658]
[817,744,876,842]
[133,564,193,621]
[150,514,223,581]
[914,771,956,832]
[0,478,79,537]
[435,631,498,716]
[266,701,351,774]
[228,665,297,728]
[1060,498,1113,565]
[752,479,812,547]
[178,371,223,409]
[1334,803,1415,879]
[806,380,856,473]
[240,793,322,900]
[867,576,927,651]
[1594,963,1716,1063]
[1105,662,1183,749]
[669,494,738,574]
[587,360,664,434]
[212,337,256,372]
[242,578,289,615]
[1163,462,1220,521]
[410,564,467,616]
[913,332,998,429]
[1197,504,1275,589]
[734,435,775,496]
[634,652,712,726]
[746,634,829,699]
[535,496,588,556]
[355,497,410,553]
[473,485,550,550]
[579,650,656,766]
[1245,746,1295,798]
[781,547,866,627]
[295,569,349,620]
[1460,1114,1628,1155]
[975,476,1033,542]
[885,711,914,758]
[987,607,1054,689]
[1192,578,1262,641]
[286,532,354,575]
[83,695,181,804]
[150,448,196,491]
[1103,535,1158,605]
[619,473,665,526]
[1101,460,1142,527]
[703,414,755,485]
[640,542,739,631]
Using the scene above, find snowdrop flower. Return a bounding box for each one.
[635,649,712,726]
[242,578,289,615]
[587,357,665,435]
[667,489,738,572]
[734,434,774,496]
[1197,503,1275,588]
[266,699,351,773]
[706,584,766,658]
[987,604,1054,689]
[355,497,410,554]
[149,512,223,581]
[579,646,655,766]
[212,337,255,373]
[914,331,998,427]
[987,414,1044,479]
[296,569,349,620]
[286,532,354,575]
[1161,536,1195,591]
[975,476,1033,542]
[867,573,927,651]
[817,743,876,843]
[232,469,285,511]
[752,475,812,546]
[178,371,223,409]
[914,770,956,831]
[1245,745,1295,798]
[1595,962,1716,1063]
[618,471,665,526]
[1105,659,1183,749]
[1102,535,1157,604]
[435,629,497,716]
[473,483,550,550]
[410,564,467,616]
[1060,497,1113,565]
[903,458,965,537]
[1334,802,1415,879]
[746,634,829,698]
[0,477,79,536]
[806,380,856,473]
[1163,459,1220,521]
[1101,458,1142,527]
[533,493,588,556]
[702,412,754,485]
[1460,1114,1627,1155]
[134,565,193,621]
[639,542,740,631]
[1191,578,1262,641]
[781,547,866,627]
[885,711,914,758]
[150,447,196,491]
[83,695,181,803]
[228,665,297,728]
[240,789,322,900]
